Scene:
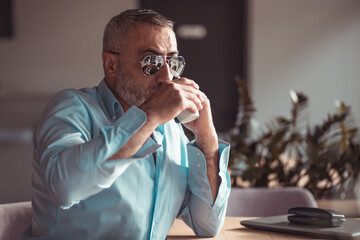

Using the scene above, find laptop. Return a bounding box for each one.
[241,215,360,240]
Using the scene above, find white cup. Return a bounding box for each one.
[176,109,199,123]
[172,76,200,123]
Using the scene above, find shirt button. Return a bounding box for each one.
[197,163,201,168]
[196,152,201,156]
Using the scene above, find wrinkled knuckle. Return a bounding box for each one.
[174,86,182,96]
[166,81,175,88]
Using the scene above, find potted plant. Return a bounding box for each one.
[228,76,360,216]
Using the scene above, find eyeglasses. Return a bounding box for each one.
[108,51,186,77]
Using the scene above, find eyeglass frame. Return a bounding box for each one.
[107,50,186,77]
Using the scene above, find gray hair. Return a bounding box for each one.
[103,9,174,53]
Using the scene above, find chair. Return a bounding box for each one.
[226,187,318,217]
[0,201,33,240]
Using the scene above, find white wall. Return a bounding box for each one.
[249,0,360,129]
[0,0,137,96]
[0,0,138,203]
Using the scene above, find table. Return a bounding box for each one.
[167,217,316,239]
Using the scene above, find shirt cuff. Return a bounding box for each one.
[187,140,231,208]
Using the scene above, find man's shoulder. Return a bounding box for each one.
[47,86,98,106]
[43,86,99,115]
[54,86,97,101]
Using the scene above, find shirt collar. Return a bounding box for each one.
[98,79,124,121]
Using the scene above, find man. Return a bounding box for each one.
[22,9,230,240]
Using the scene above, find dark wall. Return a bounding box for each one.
[141,0,248,133]
[0,0,12,36]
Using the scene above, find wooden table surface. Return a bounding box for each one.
[167,217,318,240]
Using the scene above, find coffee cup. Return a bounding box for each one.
[175,109,199,123]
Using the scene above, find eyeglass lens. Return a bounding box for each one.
[141,55,185,77]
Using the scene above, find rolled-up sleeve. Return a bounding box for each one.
[34,91,159,209]
[179,140,231,237]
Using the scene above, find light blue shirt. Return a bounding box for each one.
[22,80,231,240]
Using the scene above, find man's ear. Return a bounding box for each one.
[102,52,117,77]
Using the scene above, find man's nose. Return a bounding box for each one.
[155,62,173,83]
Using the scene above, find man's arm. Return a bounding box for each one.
[184,95,220,201]
[195,131,220,200]
[178,90,231,237]
[106,112,158,160]
[34,91,159,208]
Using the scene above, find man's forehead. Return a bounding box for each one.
[126,24,178,55]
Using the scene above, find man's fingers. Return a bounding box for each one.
[172,77,199,90]
[185,92,203,111]
[147,80,205,120]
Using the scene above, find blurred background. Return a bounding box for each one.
[0,0,359,204]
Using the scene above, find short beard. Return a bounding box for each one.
[113,64,157,107]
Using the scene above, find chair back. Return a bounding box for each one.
[0,201,33,239]
[226,187,318,217]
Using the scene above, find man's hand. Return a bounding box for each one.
[140,77,204,126]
